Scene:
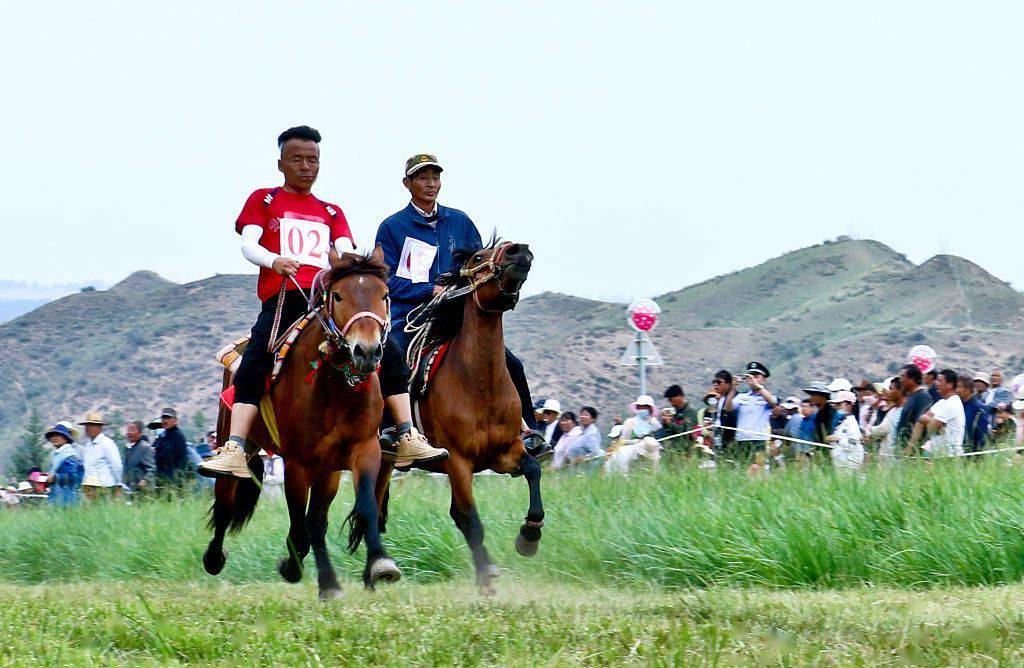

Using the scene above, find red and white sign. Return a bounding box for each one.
[279,218,331,269]
[627,299,661,332]
[907,345,938,374]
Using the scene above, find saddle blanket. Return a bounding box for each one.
[409,341,452,400]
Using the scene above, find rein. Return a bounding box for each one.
[402,241,522,370]
[270,272,391,388]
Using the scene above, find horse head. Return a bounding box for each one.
[459,240,533,313]
[324,244,391,374]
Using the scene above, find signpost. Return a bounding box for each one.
[620,299,663,396]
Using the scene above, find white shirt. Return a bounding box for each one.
[411,201,438,218]
[831,414,864,469]
[924,394,965,457]
[79,432,123,487]
[732,391,772,441]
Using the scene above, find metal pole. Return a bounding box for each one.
[637,331,647,396]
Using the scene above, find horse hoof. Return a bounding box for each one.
[203,548,227,575]
[515,533,540,557]
[277,557,303,583]
[476,563,500,594]
[369,557,402,586]
[318,587,344,601]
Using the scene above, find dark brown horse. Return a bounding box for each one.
[395,240,543,593]
[204,245,401,599]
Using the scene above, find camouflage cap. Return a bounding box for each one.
[405,153,443,177]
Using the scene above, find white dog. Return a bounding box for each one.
[603,436,662,474]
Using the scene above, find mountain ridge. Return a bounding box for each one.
[1,237,1022,468]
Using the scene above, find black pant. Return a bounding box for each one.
[506,349,537,430]
[234,290,409,406]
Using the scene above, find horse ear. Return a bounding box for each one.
[370,243,385,265]
[328,246,344,270]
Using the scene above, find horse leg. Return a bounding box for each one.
[306,472,343,601]
[515,454,545,557]
[375,458,394,535]
[277,464,311,584]
[351,444,401,590]
[203,478,236,575]
[447,460,498,594]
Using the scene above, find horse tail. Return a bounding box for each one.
[227,455,264,533]
[344,506,363,554]
[345,460,393,553]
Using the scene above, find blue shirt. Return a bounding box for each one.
[962,396,989,451]
[732,391,772,441]
[375,203,482,351]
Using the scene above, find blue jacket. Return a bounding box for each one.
[50,455,84,507]
[375,203,482,350]
[963,396,989,452]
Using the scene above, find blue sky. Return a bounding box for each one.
[3,1,1022,302]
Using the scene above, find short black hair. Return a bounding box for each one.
[278,125,321,150]
[663,384,684,399]
[939,368,958,386]
[714,370,733,384]
[560,412,577,423]
[581,406,599,420]
[925,370,938,381]
[901,364,923,384]
[957,374,974,389]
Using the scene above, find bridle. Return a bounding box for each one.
[456,241,523,313]
[320,281,392,359]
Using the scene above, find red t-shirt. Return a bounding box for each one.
[236,188,355,302]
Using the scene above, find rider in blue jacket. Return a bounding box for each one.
[375,154,551,459]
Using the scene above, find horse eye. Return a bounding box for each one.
[332,291,343,301]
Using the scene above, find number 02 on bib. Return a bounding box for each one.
[279,218,331,269]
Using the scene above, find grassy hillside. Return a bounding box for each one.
[1,238,1023,465]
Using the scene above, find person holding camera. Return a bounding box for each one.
[723,361,778,460]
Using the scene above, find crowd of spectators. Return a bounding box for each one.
[4,362,1024,508]
[540,363,1024,474]
[3,408,244,509]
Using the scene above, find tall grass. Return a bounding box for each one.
[3,460,1024,589]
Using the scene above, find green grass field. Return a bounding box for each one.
[5,461,1024,665]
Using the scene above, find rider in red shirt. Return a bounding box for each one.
[199,126,447,480]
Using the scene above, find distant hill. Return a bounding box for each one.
[2,238,1023,468]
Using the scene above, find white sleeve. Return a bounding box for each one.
[930,398,951,426]
[240,225,279,269]
[333,237,355,254]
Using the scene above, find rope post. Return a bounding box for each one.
[637,330,647,397]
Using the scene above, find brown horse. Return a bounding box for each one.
[203,245,401,599]
[395,240,544,593]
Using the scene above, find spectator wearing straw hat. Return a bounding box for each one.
[77,412,123,500]
[724,361,778,458]
[43,422,83,507]
[151,408,191,491]
[866,377,905,460]
[825,390,864,470]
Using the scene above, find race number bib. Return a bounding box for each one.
[396,237,437,283]
[279,218,331,269]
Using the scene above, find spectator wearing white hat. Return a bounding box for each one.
[825,391,864,470]
[77,412,123,500]
[619,395,662,440]
[536,399,563,447]
[906,369,964,458]
[724,361,778,458]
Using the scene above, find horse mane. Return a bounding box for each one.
[419,234,499,343]
[322,250,390,286]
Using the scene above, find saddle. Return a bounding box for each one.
[409,340,453,401]
[215,312,318,411]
